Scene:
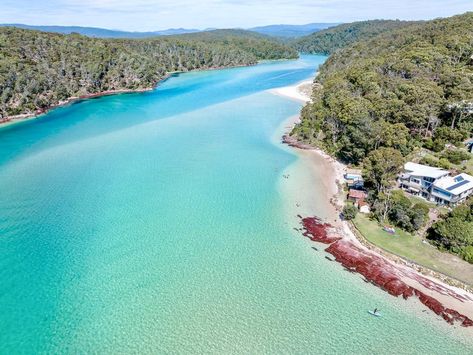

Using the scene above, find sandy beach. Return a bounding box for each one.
[271,80,473,328]
[269,79,314,103]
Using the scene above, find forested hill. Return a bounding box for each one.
[0,28,297,119]
[248,23,339,38]
[292,12,473,164]
[292,12,473,263]
[291,20,418,54]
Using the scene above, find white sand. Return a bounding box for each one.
[275,81,473,326]
[269,80,314,103]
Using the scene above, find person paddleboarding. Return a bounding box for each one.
[368,308,381,317]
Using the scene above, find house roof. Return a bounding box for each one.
[347,168,362,175]
[404,162,449,179]
[358,199,369,207]
[348,189,367,199]
[433,173,473,196]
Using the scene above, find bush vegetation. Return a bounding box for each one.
[292,13,473,262]
[370,190,430,233]
[342,204,358,220]
[0,27,297,118]
[291,20,417,54]
[292,13,473,165]
[428,199,473,263]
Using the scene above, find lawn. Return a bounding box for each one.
[352,214,473,286]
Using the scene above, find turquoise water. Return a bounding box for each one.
[0,55,472,353]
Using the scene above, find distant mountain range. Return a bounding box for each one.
[0,24,201,38]
[0,23,339,39]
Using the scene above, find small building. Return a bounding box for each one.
[358,199,371,214]
[348,189,367,202]
[345,168,362,181]
[345,168,364,188]
[399,162,449,200]
[431,173,473,206]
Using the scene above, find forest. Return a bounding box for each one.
[292,13,473,164]
[0,27,297,118]
[291,13,473,262]
[291,20,417,54]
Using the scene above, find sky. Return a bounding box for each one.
[0,0,472,31]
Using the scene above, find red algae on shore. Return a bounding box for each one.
[300,216,340,244]
[300,216,473,327]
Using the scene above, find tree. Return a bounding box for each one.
[441,149,471,165]
[343,204,358,220]
[430,218,473,250]
[446,100,473,129]
[428,198,473,263]
[292,13,473,167]
[373,120,410,153]
[0,27,297,118]
[362,148,404,194]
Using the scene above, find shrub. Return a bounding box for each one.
[434,127,467,146]
[461,246,473,263]
[419,156,438,166]
[441,149,471,165]
[437,158,452,169]
[343,204,358,220]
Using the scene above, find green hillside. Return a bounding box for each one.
[0,28,297,118]
[292,12,473,263]
[291,19,418,54]
[292,13,473,163]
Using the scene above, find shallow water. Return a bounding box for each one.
[0,55,472,353]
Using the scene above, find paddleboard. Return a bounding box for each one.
[368,311,382,317]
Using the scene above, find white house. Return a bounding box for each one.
[358,200,371,214]
[431,173,473,205]
[400,162,473,206]
[399,162,449,200]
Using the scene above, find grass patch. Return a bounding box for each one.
[405,194,436,208]
[352,214,473,285]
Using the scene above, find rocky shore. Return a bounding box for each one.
[300,216,473,327]
[274,79,473,330]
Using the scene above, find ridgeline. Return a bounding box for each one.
[291,19,418,54]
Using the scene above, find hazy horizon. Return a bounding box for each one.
[0,0,471,32]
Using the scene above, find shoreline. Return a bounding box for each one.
[269,79,314,103]
[0,88,154,128]
[0,62,261,129]
[272,81,473,329]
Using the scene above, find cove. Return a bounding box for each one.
[0,55,472,353]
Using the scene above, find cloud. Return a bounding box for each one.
[0,0,471,31]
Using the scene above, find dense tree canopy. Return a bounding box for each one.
[428,199,473,263]
[370,190,430,233]
[291,20,417,55]
[292,13,473,260]
[362,147,404,193]
[0,27,297,118]
[292,13,473,165]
